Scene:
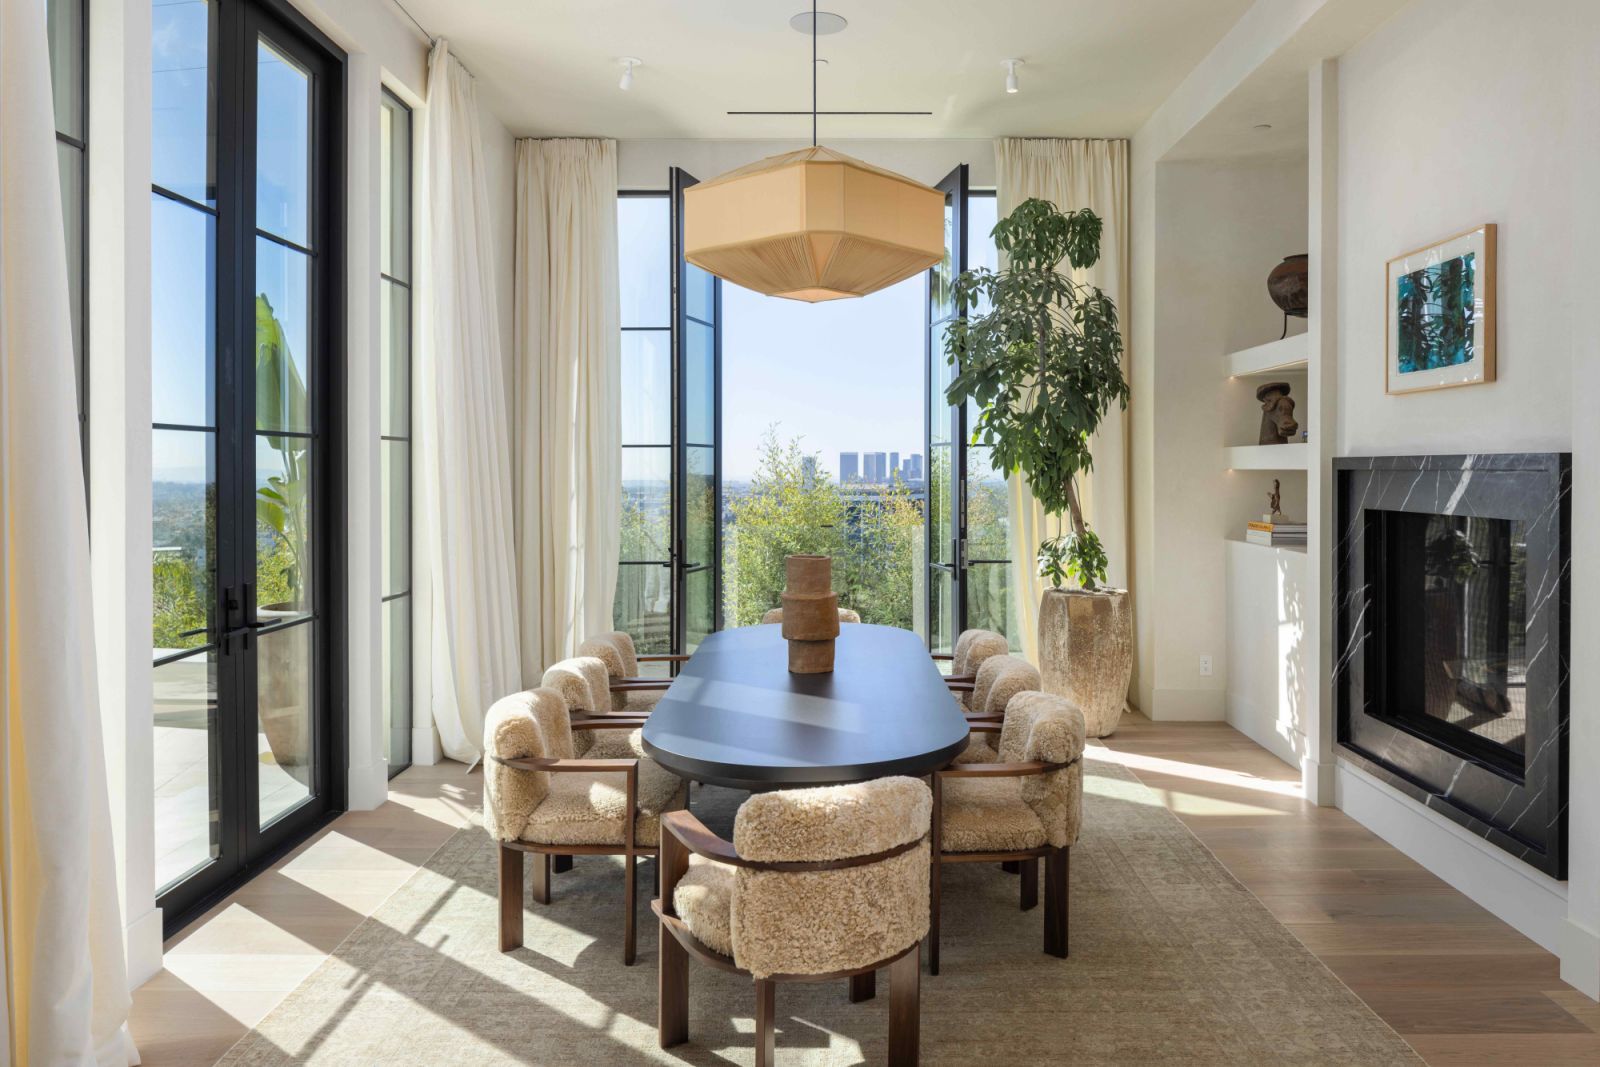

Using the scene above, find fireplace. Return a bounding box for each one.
[1334,454,1570,878]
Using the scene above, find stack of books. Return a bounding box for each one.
[1245,519,1307,547]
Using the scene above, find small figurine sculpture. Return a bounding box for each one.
[1256,381,1300,445]
[1268,479,1283,521]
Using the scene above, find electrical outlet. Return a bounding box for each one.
[1199,655,1214,677]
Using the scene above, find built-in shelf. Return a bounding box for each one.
[1225,442,1310,470]
[1225,535,1307,555]
[1226,332,1309,377]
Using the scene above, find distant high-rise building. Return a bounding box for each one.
[839,452,859,483]
[889,452,900,481]
[902,453,924,482]
[864,452,888,484]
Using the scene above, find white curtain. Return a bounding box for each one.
[0,0,137,1062]
[995,138,1131,664]
[418,41,522,761]
[513,139,621,678]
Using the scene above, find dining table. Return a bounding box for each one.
[640,622,971,791]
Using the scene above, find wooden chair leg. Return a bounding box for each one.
[553,854,574,874]
[659,923,689,1048]
[1019,856,1039,911]
[848,970,876,1002]
[887,946,921,1066]
[531,850,551,905]
[1044,846,1069,958]
[928,856,942,976]
[1000,860,1021,874]
[498,845,523,952]
[624,851,638,966]
[754,978,777,1067]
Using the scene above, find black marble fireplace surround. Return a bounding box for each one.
[1334,453,1570,879]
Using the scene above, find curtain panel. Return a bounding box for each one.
[0,0,136,1060]
[994,138,1131,665]
[418,41,522,761]
[513,139,622,678]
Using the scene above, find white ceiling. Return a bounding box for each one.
[401,0,1258,140]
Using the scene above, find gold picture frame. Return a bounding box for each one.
[1385,223,1496,395]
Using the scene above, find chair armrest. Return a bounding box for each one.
[944,680,976,693]
[944,673,974,684]
[661,810,744,866]
[610,678,672,691]
[930,653,954,661]
[638,654,692,663]
[937,760,1064,779]
[570,716,648,729]
[964,713,1003,724]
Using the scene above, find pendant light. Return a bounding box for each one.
[682,4,944,302]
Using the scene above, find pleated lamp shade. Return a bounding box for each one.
[683,146,945,302]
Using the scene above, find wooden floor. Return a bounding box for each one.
[127,715,1600,1065]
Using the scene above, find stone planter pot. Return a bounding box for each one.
[1038,587,1132,738]
[257,605,312,786]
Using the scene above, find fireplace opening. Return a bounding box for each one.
[1371,510,1528,778]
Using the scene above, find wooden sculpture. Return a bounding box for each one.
[780,554,839,673]
[1256,381,1300,445]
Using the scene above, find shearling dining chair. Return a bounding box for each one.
[929,690,1086,975]
[655,777,931,1066]
[577,630,680,712]
[933,628,1010,707]
[484,685,686,966]
[954,653,1043,763]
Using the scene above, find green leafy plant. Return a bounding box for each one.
[255,294,310,608]
[943,198,1128,591]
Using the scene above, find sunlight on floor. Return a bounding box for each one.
[1092,744,1304,798]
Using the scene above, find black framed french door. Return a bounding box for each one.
[924,164,969,654]
[152,0,345,933]
[670,168,723,655]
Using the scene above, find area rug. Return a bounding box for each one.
[217,758,1420,1065]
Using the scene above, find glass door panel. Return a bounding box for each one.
[151,0,342,931]
[672,169,721,653]
[924,165,967,654]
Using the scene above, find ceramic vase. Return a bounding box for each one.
[781,554,839,673]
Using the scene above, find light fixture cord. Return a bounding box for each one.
[811,0,818,146]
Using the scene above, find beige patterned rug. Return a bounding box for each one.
[217,759,1419,1065]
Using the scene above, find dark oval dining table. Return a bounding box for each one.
[641,623,971,791]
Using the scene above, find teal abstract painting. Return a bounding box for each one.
[1395,252,1475,374]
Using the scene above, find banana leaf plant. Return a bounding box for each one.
[255,294,310,606]
[942,198,1128,591]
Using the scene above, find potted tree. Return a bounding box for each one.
[944,198,1131,736]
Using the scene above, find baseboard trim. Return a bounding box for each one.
[411,724,441,766]
[1301,756,1336,807]
[126,904,164,987]
[1561,918,1600,1001]
[1335,760,1568,955]
[1149,687,1225,721]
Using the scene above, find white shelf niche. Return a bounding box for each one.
[1225,442,1310,470]
[1226,332,1309,377]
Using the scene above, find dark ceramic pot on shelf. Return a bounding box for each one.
[1267,254,1309,337]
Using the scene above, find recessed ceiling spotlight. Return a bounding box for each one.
[789,10,848,35]
[1004,59,1023,94]
[618,57,641,91]
[1253,123,1273,131]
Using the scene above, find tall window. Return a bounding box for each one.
[46,0,88,460]
[151,0,344,930]
[379,90,412,774]
[962,192,1018,645]
[616,192,673,668]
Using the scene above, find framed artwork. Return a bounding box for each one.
[1385,223,1496,394]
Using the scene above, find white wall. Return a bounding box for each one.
[618,138,996,190]
[1142,157,1308,721]
[1334,0,1599,998]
